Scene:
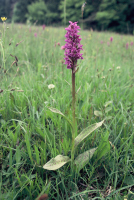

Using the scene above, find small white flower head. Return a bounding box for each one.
[48,84,55,89]
[44,101,49,105]
[117,66,121,70]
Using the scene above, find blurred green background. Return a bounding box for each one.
[0,0,134,34]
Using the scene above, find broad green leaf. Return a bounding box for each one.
[105,107,112,113]
[43,155,70,170]
[104,101,113,108]
[74,148,97,171]
[105,116,112,120]
[94,110,103,117]
[74,120,104,148]
[47,107,72,127]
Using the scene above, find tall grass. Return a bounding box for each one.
[0,22,134,199]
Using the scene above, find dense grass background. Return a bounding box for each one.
[0,22,134,200]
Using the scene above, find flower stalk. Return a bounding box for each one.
[63,21,83,167]
[71,68,76,164]
[64,0,66,25]
[0,18,7,70]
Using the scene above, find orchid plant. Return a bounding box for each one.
[43,21,106,172]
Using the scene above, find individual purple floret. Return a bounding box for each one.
[63,21,83,69]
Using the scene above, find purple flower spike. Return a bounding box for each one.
[42,24,46,30]
[130,41,133,46]
[34,33,37,37]
[126,43,129,49]
[64,21,83,69]
[110,37,113,42]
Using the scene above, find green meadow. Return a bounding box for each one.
[0,22,134,199]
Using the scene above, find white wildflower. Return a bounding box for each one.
[48,84,55,89]
[117,66,121,69]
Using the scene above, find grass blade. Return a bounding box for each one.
[47,107,72,128]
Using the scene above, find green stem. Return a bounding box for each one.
[71,68,75,168]
[82,11,83,30]
[64,0,66,26]
[0,43,5,70]
[0,22,6,70]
